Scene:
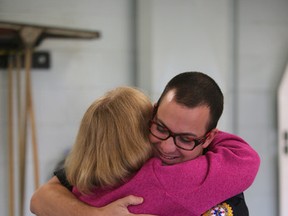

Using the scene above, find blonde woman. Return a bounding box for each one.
[65,86,153,193]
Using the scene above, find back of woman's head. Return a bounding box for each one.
[65,86,153,193]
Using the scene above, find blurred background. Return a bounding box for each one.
[1,0,288,215]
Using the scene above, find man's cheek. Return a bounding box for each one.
[149,134,159,145]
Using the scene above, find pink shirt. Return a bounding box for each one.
[73,131,260,216]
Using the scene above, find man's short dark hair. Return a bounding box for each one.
[157,71,224,131]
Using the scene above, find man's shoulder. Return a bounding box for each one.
[202,193,249,216]
[54,168,73,191]
[213,130,246,143]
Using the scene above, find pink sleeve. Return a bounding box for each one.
[154,131,260,215]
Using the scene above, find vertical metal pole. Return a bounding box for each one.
[8,55,15,216]
[19,51,28,216]
[19,28,42,216]
[25,47,40,189]
[232,0,239,134]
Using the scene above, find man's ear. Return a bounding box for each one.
[202,128,218,149]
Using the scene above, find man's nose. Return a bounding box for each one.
[160,137,177,153]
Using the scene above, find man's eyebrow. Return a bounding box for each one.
[154,116,167,127]
[154,116,197,137]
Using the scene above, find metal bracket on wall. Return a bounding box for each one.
[0,51,50,69]
[0,20,101,70]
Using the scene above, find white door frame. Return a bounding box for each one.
[278,62,288,216]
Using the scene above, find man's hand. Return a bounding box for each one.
[98,195,157,216]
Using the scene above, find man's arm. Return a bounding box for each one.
[30,176,156,216]
[30,176,95,216]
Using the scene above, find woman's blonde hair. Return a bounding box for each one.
[65,87,153,194]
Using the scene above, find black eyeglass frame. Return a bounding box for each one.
[149,119,211,151]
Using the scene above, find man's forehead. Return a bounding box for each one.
[165,90,175,102]
[156,93,211,135]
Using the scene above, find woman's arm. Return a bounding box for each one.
[30,176,156,216]
[155,131,260,214]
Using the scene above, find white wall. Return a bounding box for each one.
[0,0,135,215]
[1,0,288,216]
[237,0,288,215]
[137,0,235,131]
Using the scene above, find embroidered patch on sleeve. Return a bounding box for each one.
[202,202,233,216]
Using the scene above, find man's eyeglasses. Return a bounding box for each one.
[149,120,210,151]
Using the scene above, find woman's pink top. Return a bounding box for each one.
[72,131,260,216]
